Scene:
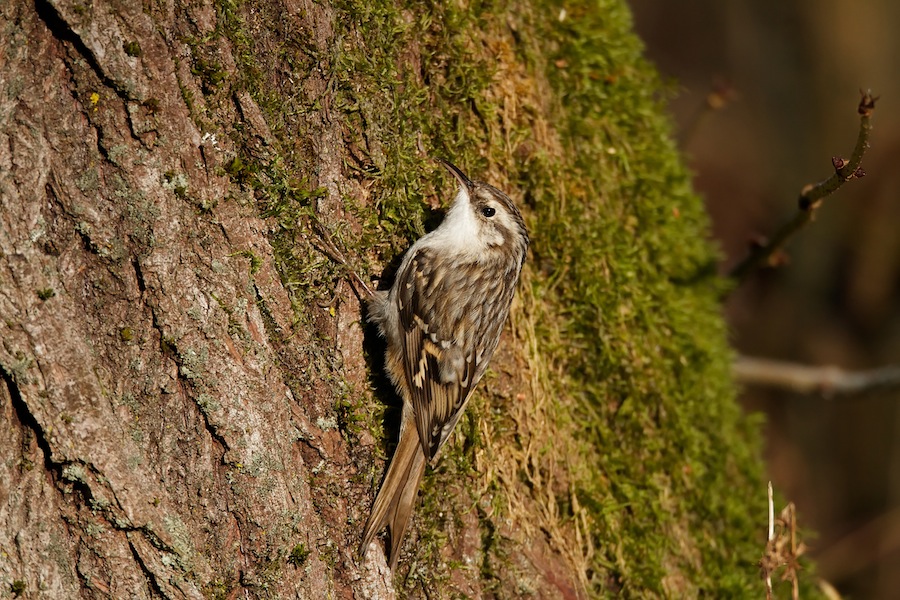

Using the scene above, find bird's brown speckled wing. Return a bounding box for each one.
[395,246,516,460]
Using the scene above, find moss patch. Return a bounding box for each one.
[214,0,789,596]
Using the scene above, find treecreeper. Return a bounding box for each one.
[358,160,529,569]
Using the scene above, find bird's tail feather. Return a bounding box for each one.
[358,426,427,570]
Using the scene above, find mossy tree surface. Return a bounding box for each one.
[0,0,780,598]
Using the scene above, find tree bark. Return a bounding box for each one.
[0,0,393,597]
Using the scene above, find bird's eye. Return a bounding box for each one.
[481,206,496,218]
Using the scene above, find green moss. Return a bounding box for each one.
[162,171,189,199]
[232,250,262,277]
[159,334,177,357]
[527,3,770,595]
[204,578,231,600]
[9,580,26,597]
[213,0,788,596]
[36,288,55,300]
[191,58,228,93]
[143,97,160,113]
[123,40,142,57]
[223,156,250,182]
[287,543,311,567]
[179,84,195,115]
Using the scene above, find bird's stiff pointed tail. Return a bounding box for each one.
[358,423,427,570]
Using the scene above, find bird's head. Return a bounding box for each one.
[435,160,529,263]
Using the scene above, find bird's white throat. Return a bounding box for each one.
[430,187,485,250]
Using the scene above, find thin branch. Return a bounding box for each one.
[729,91,877,282]
[309,216,375,299]
[734,356,900,396]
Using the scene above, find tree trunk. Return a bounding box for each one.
[1,0,772,598]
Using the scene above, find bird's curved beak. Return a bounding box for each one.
[437,159,474,190]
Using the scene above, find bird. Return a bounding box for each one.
[358,159,529,570]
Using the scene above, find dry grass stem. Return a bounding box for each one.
[760,483,806,599]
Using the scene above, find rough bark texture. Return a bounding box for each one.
[0,0,390,597]
[1,0,772,598]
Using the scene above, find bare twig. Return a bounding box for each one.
[734,356,900,396]
[729,91,877,282]
[309,216,375,299]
